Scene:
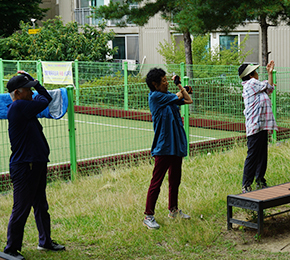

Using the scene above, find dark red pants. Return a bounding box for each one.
[144,155,182,215]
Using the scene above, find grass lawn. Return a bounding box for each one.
[1,141,290,259]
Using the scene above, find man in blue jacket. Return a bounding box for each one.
[3,72,65,260]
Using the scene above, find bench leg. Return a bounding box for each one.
[227,204,233,230]
[257,205,263,235]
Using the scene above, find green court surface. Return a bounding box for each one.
[0,113,244,174]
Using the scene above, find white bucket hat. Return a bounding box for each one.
[239,64,260,79]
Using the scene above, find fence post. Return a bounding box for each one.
[74,59,80,105]
[272,70,277,143]
[37,60,43,85]
[124,61,128,110]
[17,60,21,71]
[180,63,185,118]
[0,59,3,93]
[180,62,185,86]
[66,85,77,181]
[183,76,190,158]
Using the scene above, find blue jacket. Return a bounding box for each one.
[149,91,187,157]
[7,83,52,165]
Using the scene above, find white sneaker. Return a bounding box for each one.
[143,215,160,229]
[168,209,190,219]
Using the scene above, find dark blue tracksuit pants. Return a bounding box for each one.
[5,162,51,252]
[242,130,268,187]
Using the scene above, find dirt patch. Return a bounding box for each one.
[224,207,290,252]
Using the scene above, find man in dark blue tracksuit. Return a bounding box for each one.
[4,72,65,260]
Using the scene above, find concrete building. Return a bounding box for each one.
[40,0,290,68]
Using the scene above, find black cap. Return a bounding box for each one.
[7,74,38,93]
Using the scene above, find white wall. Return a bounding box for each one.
[58,0,75,25]
[268,25,290,68]
[139,13,171,65]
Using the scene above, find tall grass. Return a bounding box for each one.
[1,142,290,259]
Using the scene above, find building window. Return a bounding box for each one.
[219,35,237,50]
[91,0,104,7]
[173,34,183,48]
[240,34,259,63]
[76,0,104,8]
[113,37,126,59]
[75,0,91,8]
[214,33,259,63]
[113,35,139,62]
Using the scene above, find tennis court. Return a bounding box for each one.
[0,111,245,175]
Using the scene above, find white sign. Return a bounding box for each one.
[42,62,74,85]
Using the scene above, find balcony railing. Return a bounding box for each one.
[74,7,137,27]
[74,7,101,26]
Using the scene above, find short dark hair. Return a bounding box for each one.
[238,64,255,81]
[146,68,166,91]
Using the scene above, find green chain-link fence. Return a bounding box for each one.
[0,59,289,192]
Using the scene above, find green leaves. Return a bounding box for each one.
[0,0,48,37]
[157,34,252,66]
[0,17,116,61]
[191,0,290,33]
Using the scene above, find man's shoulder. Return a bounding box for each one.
[150,90,177,99]
[7,99,29,114]
[242,78,262,88]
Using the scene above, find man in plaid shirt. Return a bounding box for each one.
[238,60,278,193]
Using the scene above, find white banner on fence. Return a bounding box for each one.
[42,62,73,85]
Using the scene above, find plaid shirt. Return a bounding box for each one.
[242,78,278,136]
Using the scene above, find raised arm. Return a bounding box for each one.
[266,60,275,87]
[172,75,193,104]
[17,70,52,102]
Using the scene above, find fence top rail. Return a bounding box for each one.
[1,59,38,63]
[0,60,288,74]
[0,59,288,68]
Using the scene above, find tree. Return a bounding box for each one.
[93,0,194,76]
[0,0,48,37]
[157,34,251,66]
[0,17,117,61]
[190,0,290,66]
[94,0,290,67]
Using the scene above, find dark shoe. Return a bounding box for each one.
[242,185,252,193]
[37,240,65,251]
[256,182,268,189]
[168,209,191,219]
[3,249,25,260]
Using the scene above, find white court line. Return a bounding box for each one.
[190,134,216,140]
[189,138,216,143]
[61,118,152,132]
[0,119,218,175]
[76,148,152,162]
[61,118,217,141]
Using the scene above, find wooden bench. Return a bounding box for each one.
[0,251,19,260]
[227,182,290,235]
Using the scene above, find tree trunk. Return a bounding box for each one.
[183,30,193,78]
[260,15,269,66]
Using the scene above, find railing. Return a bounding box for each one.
[74,7,102,26]
[74,6,138,27]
